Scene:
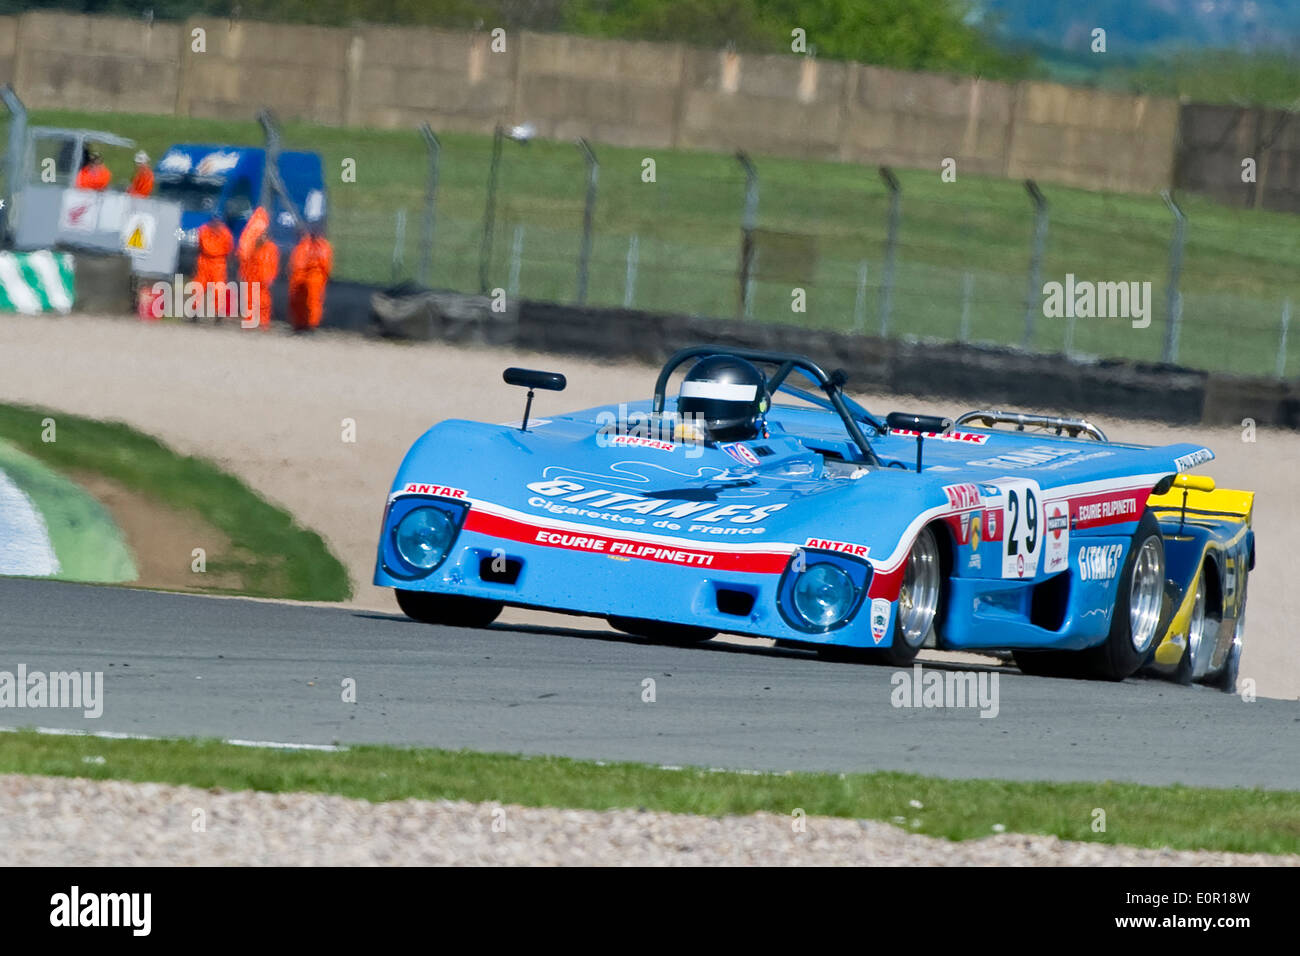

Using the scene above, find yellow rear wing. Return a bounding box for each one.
[1147,474,1254,521]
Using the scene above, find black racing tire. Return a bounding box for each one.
[1084,510,1166,681]
[607,615,716,645]
[395,590,503,627]
[1210,576,1245,694]
[1173,570,1214,686]
[862,526,945,667]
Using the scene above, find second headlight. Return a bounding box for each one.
[792,562,857,628]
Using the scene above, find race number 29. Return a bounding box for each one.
[996,478,1044,579]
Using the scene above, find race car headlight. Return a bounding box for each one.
[382,496,467,578]
[793,563,856,628]
[395,507,455,570]
[777,551,871,633]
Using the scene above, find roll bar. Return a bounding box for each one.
[652,346,881,465]
[955,409,1108,442]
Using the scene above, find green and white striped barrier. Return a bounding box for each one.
[0,250,74,314]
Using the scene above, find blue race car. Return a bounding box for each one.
[374,347,1253,686]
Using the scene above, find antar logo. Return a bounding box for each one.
[943,483,982,510]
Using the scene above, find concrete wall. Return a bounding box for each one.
[0,10,1182,194]
[1176,104,1300,213]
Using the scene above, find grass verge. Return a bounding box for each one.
[1,730,1296,855]
[0,402,350,601]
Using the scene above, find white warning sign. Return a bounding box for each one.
[121,212,156,256]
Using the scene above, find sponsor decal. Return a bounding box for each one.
[1044,502,1070,572]
[609,434,677,452]
[870,598,891,643]
[400,483,467,499]
[943,482,982,510]
[967,513,983,570]
[721,442,760,466]
[59,192,98,233]
[525,478,787,527]
[1078,544,1123,582]
[1072,490,1141,530]
[968,445,1087,469]
[463,509,791,573]
[890,429,990,445]
[498,418,551,428]
[1175,448,1214,472]
[804,537,869,557]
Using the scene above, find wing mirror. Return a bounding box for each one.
[503,367,566,432]
[885,412,953,473]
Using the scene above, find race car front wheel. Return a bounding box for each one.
[1086,510,1166,681]
[871,526,943,666]
[395,590,503,628]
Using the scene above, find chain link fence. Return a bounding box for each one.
[302,122,1300,380]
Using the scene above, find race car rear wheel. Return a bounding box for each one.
[1174,572,1212,685]
[607,616,717,645]
[395,590,503,628]
[1086,510,1166,681]
[1211,578,1245,694]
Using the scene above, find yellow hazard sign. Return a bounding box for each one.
[120,212,155,256]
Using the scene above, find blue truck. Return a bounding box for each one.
[153,144,326,268]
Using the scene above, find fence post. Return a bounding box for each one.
[959,271,974,342]
[736,151,758,319]
[1161,189,1186,365]
[257,108,281,215]
[1023,180,1048,349]
[391,208,406,282]
[624,234,639,308]
[508,225,524,298]
[1278,298,1291,380]
[575,138,599,305]
[478,124,534,294]
[479,125,504,294]
[852,260,869,332]
[418,123,440,287]
[879,166,901,337]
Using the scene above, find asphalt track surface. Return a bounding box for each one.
[3,578,1297,789]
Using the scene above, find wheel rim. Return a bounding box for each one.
[898,529,940,648]
[1128,537,1164,653]
[1186,576,1207,673]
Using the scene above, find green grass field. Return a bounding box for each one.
[0,402,350,601]
[1,730,1296,854]
[29,107,1300,378]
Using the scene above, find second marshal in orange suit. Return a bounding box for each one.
[288,225,333,331]
[237,207,278,328]
[195,212,234,318]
